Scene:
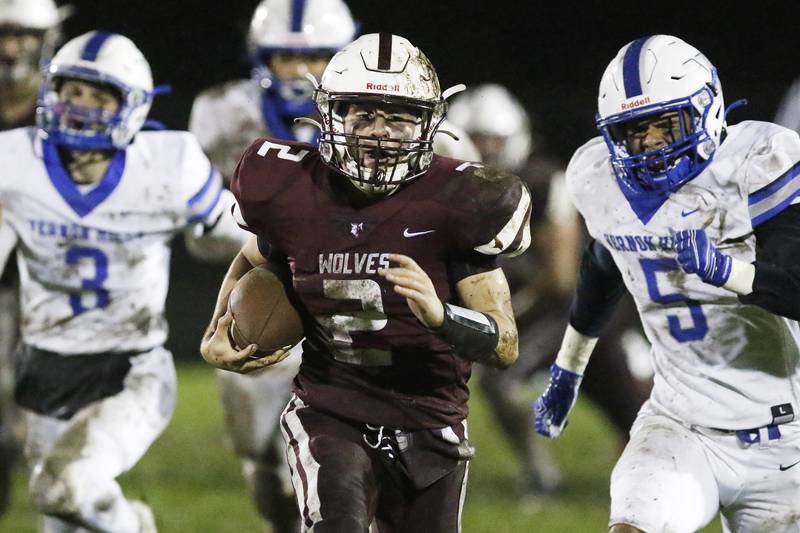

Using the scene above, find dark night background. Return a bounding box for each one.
[54,0,800,358]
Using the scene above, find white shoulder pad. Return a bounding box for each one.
[565,136,609,207]
[474,183,532,258]
[740,121,800,226]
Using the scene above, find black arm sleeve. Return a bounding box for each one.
[447,251,499,284]
[739,204,800,320]
[568,239,628,336]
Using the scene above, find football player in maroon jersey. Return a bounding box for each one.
[201,33,531,532]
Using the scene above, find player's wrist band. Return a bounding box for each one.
[432,302,499,363]
[554,324,598,375]
[723,257,755,295]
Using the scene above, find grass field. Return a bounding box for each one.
[0,363,724,532]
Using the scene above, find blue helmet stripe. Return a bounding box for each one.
[81,31,113,61]
[290,0,306,32]
[622,37,649,98]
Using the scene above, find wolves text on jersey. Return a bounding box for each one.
[318,252,391,275]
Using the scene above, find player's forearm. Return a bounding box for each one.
[447,268,518,369]
[569,239,627,336]
[487,308,519,368]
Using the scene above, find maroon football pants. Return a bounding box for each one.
[280,396,469,533]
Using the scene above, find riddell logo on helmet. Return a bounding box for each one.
[621,97,651,110]
[366,82,400,91]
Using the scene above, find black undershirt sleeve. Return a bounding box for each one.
[256,236,293,288]
[568,239,628,337]
[739,203,800,320]
[447,251,499,285]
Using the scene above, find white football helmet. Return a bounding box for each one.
[596,35,725,194]
[0,0,61,84]
[313,33,460,195]
[37,31,155,150]
[248,0,356,121]
[447,84,532,171]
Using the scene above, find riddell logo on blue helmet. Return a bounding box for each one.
[366,82,400,91]
[620,96,651,110]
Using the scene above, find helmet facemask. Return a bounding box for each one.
[315,91,445,195]
[597,83,719,195]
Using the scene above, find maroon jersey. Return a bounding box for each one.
[232,138,531,429]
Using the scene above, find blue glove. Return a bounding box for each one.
[674,229,732,287]
[533,364,583,439]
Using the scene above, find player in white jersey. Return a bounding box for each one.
[0,31,246,533]
[188,2,478,531]
[0,0,67,517]
[534,35,800,533]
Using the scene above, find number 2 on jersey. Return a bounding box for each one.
[317,279,391,366]
[66,246,109,315]
[639,258,708,342]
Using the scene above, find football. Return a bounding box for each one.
[228,266,304,355]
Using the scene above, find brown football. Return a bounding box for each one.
[228,266,303,355]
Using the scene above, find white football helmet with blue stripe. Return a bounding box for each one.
[248,0,356,120]
[596,35,725,194]
[36,31,155,150]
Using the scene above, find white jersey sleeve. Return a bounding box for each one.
[189,79,267,181]
[178,132,248,261]
[740,122,800,227]
[565,136,610,240]
[178,132,226,228]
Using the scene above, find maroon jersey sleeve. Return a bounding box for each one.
[230,137,317,235]
[437,160,533,259]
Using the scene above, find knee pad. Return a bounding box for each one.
[29,460,78,515]
[30,459,115,517]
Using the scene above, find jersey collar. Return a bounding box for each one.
[42,138,127,218]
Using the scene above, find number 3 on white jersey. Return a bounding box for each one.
[66,245,110,315]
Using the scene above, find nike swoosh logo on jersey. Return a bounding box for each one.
[779,459,800,471]
[681,208,700,217]
[403,228,436,238]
